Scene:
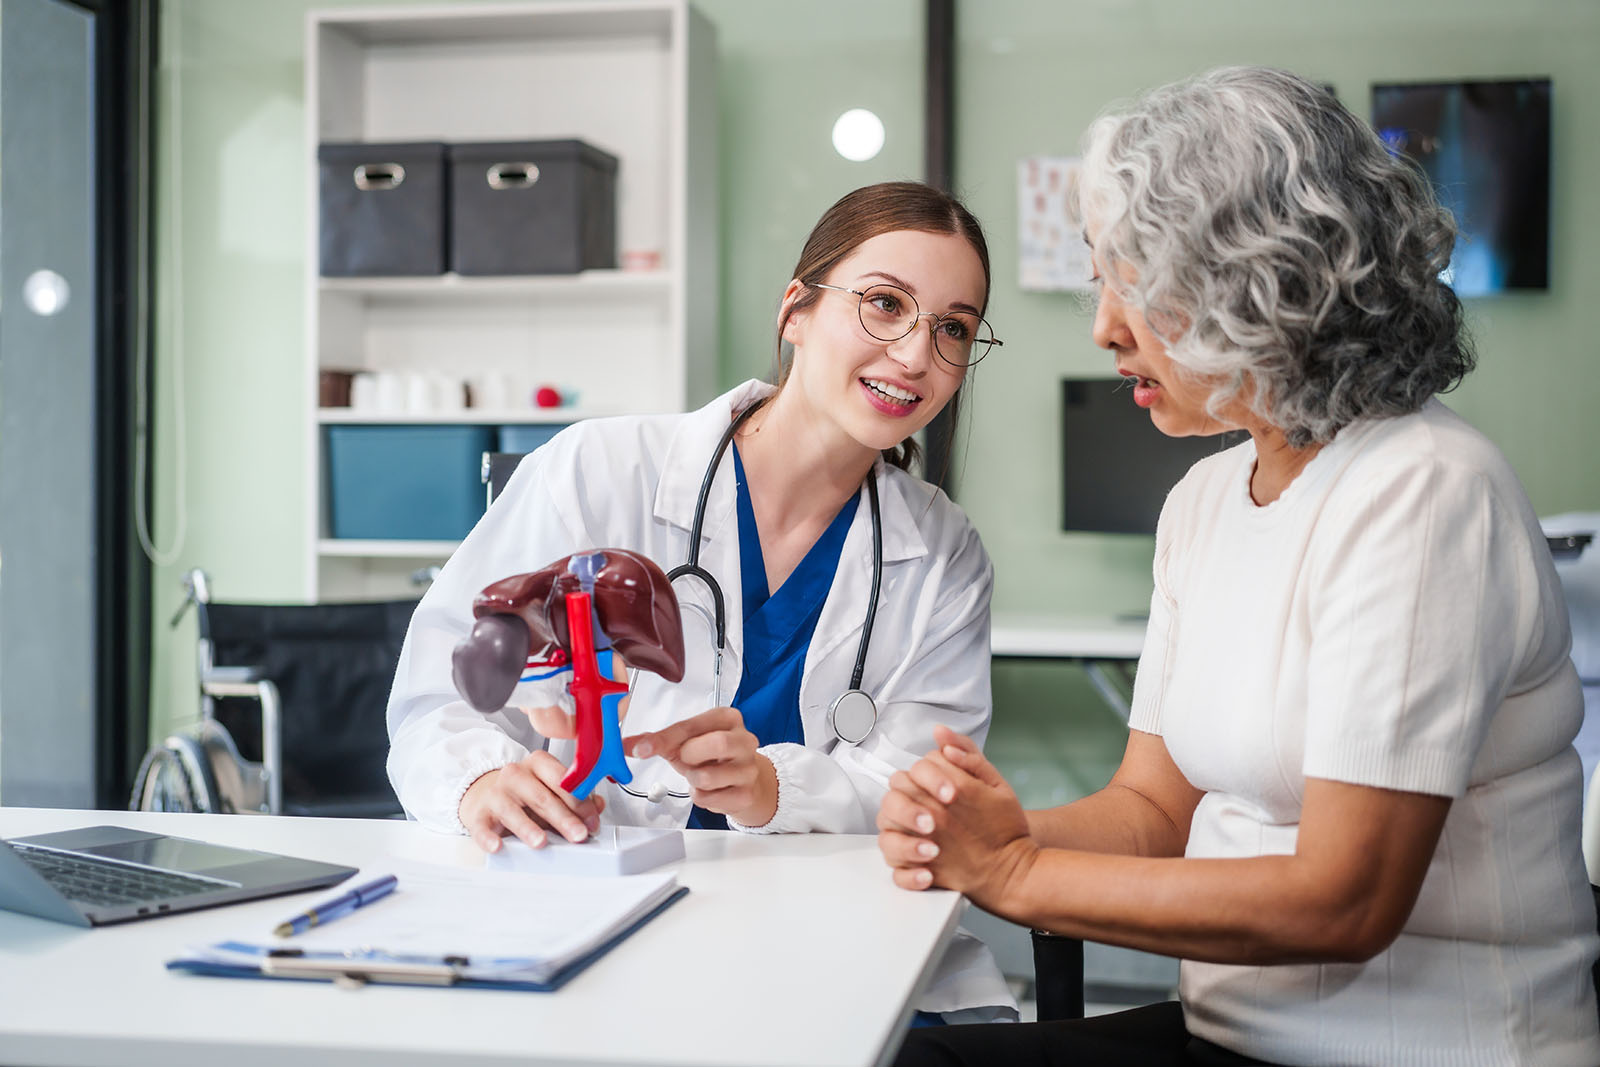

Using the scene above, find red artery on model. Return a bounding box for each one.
[559,590,632,797]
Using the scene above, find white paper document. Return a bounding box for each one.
[176,859,683,985]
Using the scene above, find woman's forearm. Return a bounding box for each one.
[1019,729,1200,857]
[988,846,1390,966]
[1024,782,1192,857]
[999,780,1450,966]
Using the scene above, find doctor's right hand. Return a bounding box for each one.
[458,750,605,853]
[516,655,633,741]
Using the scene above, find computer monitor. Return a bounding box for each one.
[1370,78,1551,296]
[1060,378,1245,536]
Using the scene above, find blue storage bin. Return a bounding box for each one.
[326,425,496,540]
[498,423,568,455]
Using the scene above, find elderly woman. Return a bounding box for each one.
[881,67,1600,1066]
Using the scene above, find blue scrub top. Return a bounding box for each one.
[688,444,859,830]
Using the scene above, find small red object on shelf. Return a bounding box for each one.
[534,385,563,408]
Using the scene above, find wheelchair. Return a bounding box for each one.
[131,569,414,818]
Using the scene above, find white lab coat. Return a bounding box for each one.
[387,380,1016,1018]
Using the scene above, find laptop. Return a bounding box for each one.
[0,825,357,928]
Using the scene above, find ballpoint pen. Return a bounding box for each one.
[274,874,398,938]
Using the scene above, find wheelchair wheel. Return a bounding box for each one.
[196,718,270,814]
[129,735,221,813]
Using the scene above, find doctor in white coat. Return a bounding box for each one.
[387,181,1014,1021]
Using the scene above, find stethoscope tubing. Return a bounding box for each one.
[852,475,881,693]
[662,401,761,644]
[627,400,885,801]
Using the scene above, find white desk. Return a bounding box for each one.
[989,613,1147,719]
[0,808,964,1067]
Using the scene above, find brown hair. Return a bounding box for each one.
[774,181,991,476]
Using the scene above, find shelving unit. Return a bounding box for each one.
[316,408,627,426]
[304,1,717,600]
[317,539,461,559]
[317,269,673,299]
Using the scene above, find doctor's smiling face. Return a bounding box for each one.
[780,228,986,457]
[768,181,992,478]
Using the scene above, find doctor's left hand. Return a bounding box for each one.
[877,725,1037,910]
[625,707,778,827]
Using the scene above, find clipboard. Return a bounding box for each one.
[166,860,688,992]
[167,885,686,991]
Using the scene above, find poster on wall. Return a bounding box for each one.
[1018,156,1094,292]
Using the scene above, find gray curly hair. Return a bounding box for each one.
[1074,66,1475,448]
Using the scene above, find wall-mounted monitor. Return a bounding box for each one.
[1370,78,1551,297]
[1060,378,1245,536]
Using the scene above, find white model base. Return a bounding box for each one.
[485,826,686,877]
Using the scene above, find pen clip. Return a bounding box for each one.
[260,955,459,986]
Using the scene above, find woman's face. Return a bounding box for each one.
[780,228,985,457]
[1089,259,1235,438]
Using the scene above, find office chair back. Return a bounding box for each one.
[482,451,528,506]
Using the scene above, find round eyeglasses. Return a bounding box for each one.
[810,282,1002,369]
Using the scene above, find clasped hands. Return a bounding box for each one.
[876,724,1039,910]
[460,698,778,853]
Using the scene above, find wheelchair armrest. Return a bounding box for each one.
[198,672,284,816]
[202,665,263,692]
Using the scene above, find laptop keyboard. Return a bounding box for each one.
[12,844,239,908]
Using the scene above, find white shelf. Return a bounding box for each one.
[318,270,673,302]
[319,539,459,559]
[314,3,675,46]
[317,407,620,425]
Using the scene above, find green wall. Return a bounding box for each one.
[147,0,1600,748]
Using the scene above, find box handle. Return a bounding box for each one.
[353,163,406,191]
[486,162,540,190]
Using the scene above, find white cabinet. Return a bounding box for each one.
[304,1,717,600]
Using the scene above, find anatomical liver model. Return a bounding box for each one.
[451,549,685,799]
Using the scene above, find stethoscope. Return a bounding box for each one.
[616,401,884,803]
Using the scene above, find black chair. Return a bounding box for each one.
[482,450,528,506]
[1031,930,1086,1020]
[1592,885,1600,1027]
[133,570,412,818]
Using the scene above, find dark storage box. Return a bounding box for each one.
[319,142,447,276]
[449,139,619,275]
[325,425,495,540]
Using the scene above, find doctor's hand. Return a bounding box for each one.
[458,750,606,853]
[625,707,778,827]
[877,725,1037,909]
[517,654,633,741]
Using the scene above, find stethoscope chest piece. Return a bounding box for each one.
[829,689,877,745]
